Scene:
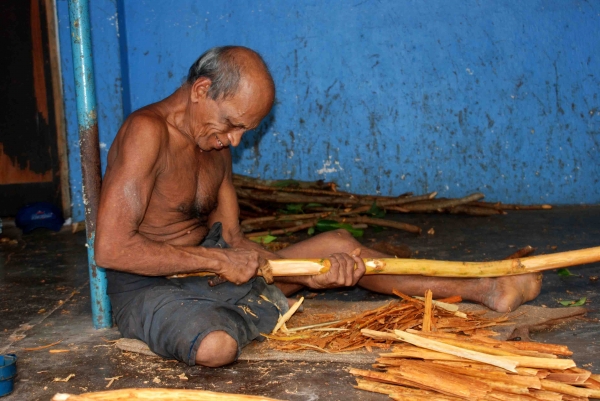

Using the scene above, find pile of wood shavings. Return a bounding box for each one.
[353,330,600,400]
[263,291,510,354]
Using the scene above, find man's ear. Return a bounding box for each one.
[190,77,212,102]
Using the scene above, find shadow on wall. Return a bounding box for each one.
[231,105,276,166]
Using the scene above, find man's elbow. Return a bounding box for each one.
[94,234,119,268]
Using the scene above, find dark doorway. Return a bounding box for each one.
[0,0,64,217]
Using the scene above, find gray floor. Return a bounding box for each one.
[0,207,599,400]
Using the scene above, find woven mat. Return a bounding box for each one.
[115,300,586,365]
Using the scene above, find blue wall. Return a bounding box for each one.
[57,1,600,219]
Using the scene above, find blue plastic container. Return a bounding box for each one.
[0,354,17,397]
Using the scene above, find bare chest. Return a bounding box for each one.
[150,149,225,222]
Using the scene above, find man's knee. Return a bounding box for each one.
[319,229,360,248]
[195,330,238,367]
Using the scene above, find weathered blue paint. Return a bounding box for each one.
[85,232,110,329]
[58,0,599,212]
[67,0,112,329]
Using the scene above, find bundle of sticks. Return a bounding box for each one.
[351,293,600,400]
[233,174,552,238]
[263,290,509,354]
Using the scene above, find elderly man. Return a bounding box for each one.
[95,46,541,368]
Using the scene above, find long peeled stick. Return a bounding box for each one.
[269,245,600,277]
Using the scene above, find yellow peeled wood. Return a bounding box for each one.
[268,245,600,277]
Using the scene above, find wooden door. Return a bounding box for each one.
[0,0,64,217]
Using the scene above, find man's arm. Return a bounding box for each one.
[209,154,366,291]
[95,114,260,284]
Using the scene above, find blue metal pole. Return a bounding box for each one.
[67,0,112,329]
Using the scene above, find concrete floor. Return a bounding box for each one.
[0,207,599,400]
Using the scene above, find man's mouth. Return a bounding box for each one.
[215,135,225,149]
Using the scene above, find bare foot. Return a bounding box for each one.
[481,273,543,312]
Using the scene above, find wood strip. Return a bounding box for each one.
[528,389,564,401]
[379,329,518,372]
[541,379,596,398]
[354,378,464,400]
[427,362,542,389]
[422,290,433,332]
[546,369,591,385]
[272,297,304,334]
[387,364,491,399]
[408,331,557,358]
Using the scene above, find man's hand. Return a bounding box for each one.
[305,248,366,290]
[214,248,266,285]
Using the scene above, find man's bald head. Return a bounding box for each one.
[187,46,275,101]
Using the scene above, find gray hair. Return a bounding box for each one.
[187,46,271,100]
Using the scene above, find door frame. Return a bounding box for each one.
[43,0,71,219]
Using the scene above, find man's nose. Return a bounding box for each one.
[227,130,244,147]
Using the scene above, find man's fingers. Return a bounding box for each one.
[343,254,356,286]
[350,247,362,258]
[351,254,366,285]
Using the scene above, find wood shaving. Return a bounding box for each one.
[265,291,507,353]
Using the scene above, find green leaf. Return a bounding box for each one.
[315,219,364,238]
[307,227,315,236]
[304,203,323,209]
[371,225,386,233]
[557,268,576,277]
[249,235,277,244]
[273,179,300,188]
[278,204,305,214]
[367,202,386,218]
[558,297,587,307]
[286,203,304,213]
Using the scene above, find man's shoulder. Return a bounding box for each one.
[124,108,169,136]
[116,109,170,148]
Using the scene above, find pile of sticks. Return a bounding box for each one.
[234,174,552,238]
[350,293,600,400]
[353,332,600,400]
[263,291,508,354]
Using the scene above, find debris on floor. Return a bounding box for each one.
[353,329,600,400]
[263,291,509,354]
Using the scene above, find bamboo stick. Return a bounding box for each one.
[170,245,600,282]
[52,388,282,400]
[466,201,552,211]
[448,205,506,216]
[266,245,600,277]
[337,216,422,234]
[400,193,485,211]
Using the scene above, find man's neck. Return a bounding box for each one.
[162,85,194,139]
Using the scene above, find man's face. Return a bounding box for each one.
[193,77,274,152]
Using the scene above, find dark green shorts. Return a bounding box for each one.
[109,223,288,365]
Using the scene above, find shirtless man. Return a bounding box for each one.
[95,46,541,368]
